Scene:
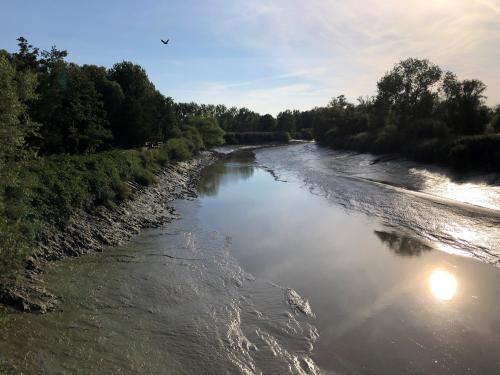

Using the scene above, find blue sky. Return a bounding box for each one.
[1,0,499,115]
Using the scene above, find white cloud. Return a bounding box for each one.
[202,0,500,113]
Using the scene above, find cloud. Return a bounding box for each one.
[202,0,500,112]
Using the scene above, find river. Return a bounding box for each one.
[1,143,500,374]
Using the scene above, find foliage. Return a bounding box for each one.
[0,53,38,278]
[307,58,498,172]
[186,116,225,148]
[224,132,290,145]
[489,114,500,133]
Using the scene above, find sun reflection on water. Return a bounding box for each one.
[410,168,500,211]
[429,269,458,301]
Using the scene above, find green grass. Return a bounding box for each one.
[0,141,197,279]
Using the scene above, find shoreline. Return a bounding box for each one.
[0,151,219,313]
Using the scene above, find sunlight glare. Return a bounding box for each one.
[429,269,458,301]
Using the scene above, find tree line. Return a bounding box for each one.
[0,37,313,158]
[306,58,500,170]
[1,37,229,156]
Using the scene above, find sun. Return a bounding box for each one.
[429,269,458,301]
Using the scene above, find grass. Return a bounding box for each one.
[0,139,197,279]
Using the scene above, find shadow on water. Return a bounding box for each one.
[198,150,255,197]
[374,230,432,257]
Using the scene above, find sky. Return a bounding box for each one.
[1,0,499,115]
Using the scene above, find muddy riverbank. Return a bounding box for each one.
[0,152,218,314]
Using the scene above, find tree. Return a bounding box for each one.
[277,110,296,132]
[441,72,489,134]
[81,64,125,140]
[258,114,277,132]
[175,102,200,123]
[108,61,159,147]
[376,58,442,127]
[33,63,112,154]
[12,37,40,72]
[234,108,259,132]
[218,106,238,131]
[0,53,38,275]
[186,116,225,149]
[0,53,38,162]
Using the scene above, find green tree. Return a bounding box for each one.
[258,114,277,131]
[441,72,489,134]
[218,106,238,131]
[234,108,259,132]
[81,64,125,140]
[0,54,38,160]
[0,53,38,276]
[277,110,296,132]
[34,63,112,154]
[376,58,442,127]
[108,61,158,147]
[12,37,40,72]
[187,116,225,148]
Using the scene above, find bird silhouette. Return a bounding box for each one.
[161,39,169,45]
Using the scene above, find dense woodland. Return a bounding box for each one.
[310,58,500,170]
[0,37,499,278]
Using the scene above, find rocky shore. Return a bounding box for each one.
[0,151,218,313]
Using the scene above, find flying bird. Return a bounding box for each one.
[161,39,169,45]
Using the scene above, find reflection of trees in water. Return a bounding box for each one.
[374,230,432,256]
[199,155,255,197]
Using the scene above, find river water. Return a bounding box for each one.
[1,143,500,374]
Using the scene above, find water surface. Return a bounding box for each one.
[2,144,500,374]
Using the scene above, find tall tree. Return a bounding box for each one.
[0,53,38,275]
[376,58,442,127]
[441,72,489,134]
[277,110,296,132]
[108,61,158,147]
[258,114,277,132]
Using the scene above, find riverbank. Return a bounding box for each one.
[0,151,218,313]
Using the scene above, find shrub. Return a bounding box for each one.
[374,124,400,152]
[223,133,239,145]
[182,126,204,153]
[491,114,500,133]
[407,118,450,140]
[187,116,225,148]
[166,138,192,161]
[133,169,157,186]
[448,134,500,170]
[113,180,131,202]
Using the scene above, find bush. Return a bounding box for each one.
[223,132,239,145]
[374,124,400,152]
[490,114,500,133]
[166,138,192,161]
[447,134,500,170]
[407,138,444,163]
[407,118,450,140]
[113,180,131,202]
[186,116,225,149]
[182,126,204,152]
[295,128,314,140]
[133,169,157,186]
[345,132,372,151]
